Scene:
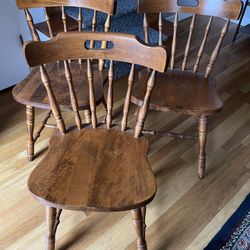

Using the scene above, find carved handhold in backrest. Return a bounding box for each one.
[177,0,199,7]
[134,70,156,138]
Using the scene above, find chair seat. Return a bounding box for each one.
[12,61,107,111]
[28,127,157,211]
[132,69,223,115]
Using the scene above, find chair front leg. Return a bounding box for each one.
[198,114,208,179]
[131,207,147,250]
[26,106,35,161]
[46,206,57,250]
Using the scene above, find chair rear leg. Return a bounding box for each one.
[141,206,147,239]
[26,106,35,161]
[46,206,57,250]
[198,114,208,179]
[131,207,147,250]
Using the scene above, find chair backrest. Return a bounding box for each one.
[138,0,242,77]
[16,0,115,69]
[24,32,167,138]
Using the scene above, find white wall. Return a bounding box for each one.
[241,0,250,26]
[0,1,47,90]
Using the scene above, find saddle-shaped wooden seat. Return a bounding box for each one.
[12,61,107,111]
[28,127,156,211]
[132,69,223,115]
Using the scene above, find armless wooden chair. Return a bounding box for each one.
[23,31,167,250]
[12,0,115,161]
[131,0,242,179]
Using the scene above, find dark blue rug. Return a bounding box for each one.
[205,194,250,250]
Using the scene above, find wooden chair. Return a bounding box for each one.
[131,0,242,179]
[12,0,115,161]
[22,31,167,250]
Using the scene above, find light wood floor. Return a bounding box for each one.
[0,17,249,250]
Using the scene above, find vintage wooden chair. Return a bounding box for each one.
[131,0,242,179]
[23,31,166,250]
[12,0,115,161]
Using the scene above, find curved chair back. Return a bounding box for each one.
[138,0,242,77]
[24,32,167,137]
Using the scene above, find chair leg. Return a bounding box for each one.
[45,206,57,250]
[198,115,208,179]
[141,206,147,239]
[26,106,35,161]
[54,208,62,235]
[131,208,147,250]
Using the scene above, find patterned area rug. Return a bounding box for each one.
[205,194,250,250]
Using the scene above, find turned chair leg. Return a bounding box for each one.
[45,206,57,250]
[141,206,147,239]
[198,114,208,179]
[26,106,35,161]
[131,208,147,250]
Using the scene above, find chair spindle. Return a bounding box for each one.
[40,65,66,134]
[205,19,230,78]
[158,13,163,46]
[90,10,97,49]
[106,60,114,129]
[61,6,67,32]
[24,9,40,41]
[78,7,83,64]
[170,13,178,70]
[99,14,111,70]
[87,59,97,128]
[134,70,156,138]
[182,14,195,71]
[143,13,149,44]
[64,61,82,129]
[193,16,213,74]
[121,64,135,132]
[44,8,53,38]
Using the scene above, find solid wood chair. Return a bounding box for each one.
[22,31,167,250]
[131,0,242,179]
[12,0,115,161]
